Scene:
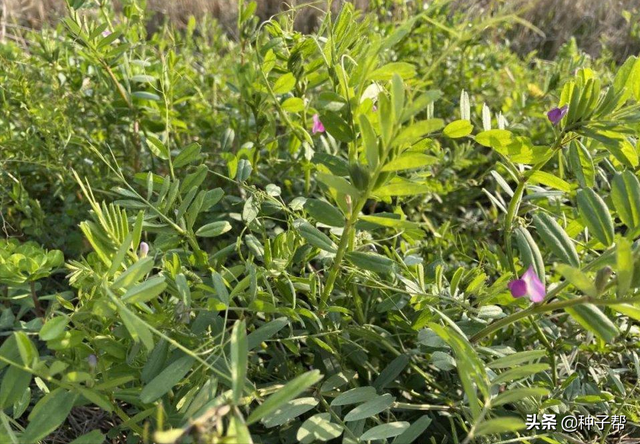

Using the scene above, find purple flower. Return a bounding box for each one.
[508,266,546,303]
[101,30,112,38]
[547,105,568,125]
[139,242,149,258]
[87,354,98,369]
[312,114,325,134]
[372,105,378,112]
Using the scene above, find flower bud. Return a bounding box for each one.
[139,242,149,258]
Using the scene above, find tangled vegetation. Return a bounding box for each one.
[2,1,640,443]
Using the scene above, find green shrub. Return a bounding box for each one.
[2,1,640,443]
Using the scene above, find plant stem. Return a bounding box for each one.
[29,281,44,318]
[471,294,640,343]
[503,137,566,274]
[320,135,392,307]
[320,202,363,307]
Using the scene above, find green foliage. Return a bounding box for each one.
[2,1,640,443]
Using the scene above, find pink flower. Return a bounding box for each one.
[139,242,149,258]
[508,266,546,303]
[547,105,568,125]
[312,114,325,134]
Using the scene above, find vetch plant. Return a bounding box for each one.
[2,1,640,443]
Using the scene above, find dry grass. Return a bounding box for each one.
[1,0,639,59]
[1,0,369,33]
[512,0,640,60]
[42,406,124,444]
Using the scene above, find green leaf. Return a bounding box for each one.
[132,91,161,101]
[488,350,547,369]
[247,318,289,350]
[430,324,489,420]
[611,171,640,230]
[565,303,618,342]
[230,320,248,405]
[112,257,155,290]
[556,264,598,297]
[173,143,202,168]
[361,422,410,441]
[611,303,640,322]
[272,73,296,94]
[343,393,395,422]
[22,389,78,443]
[369,62,416,81]
[617,236,634,298]
[392,119,444,147]
[373,355,410,390]
[319,111,354,143]
[491,387,549,406]
[108,233,132,277]
[131,74,156,84]
[514,227,545,286]
[392,416,432,444]
[613,56,640,104]
[262,397,318,428]
[68,430,106,444]
[0,335,19,372]
[475,129,513,148]
[227,414,253,444]
[14,332,36,366]
[196,221,232,238]
[316,172,360,198]
[122,276,167,304]
[474,418,526,437]
[359,215,419,231]
[317,91,347,111]
[331,387,377,406]
[297,413,343,443]
[530,171,572,193]
[577,188,614,246]
[0,365,31,408]
[391,73,405,121]
[491,363,550,385]
[140,355,195,403]
[117,302,154,351]
[304,199,345,227]
[568,141,595,188]
[296,220,337,253]
[141,340,169,383]
[443,120,473,138]
[180,164,208,193]
[533,212,580,267]
[282,97,304,113]
[211,271,230,306]
[346,251,394,273]
[77,387,113,412]
[374,179,432,197]
[382,153,438,172]
[237,159,252,182]
[246,370,323,425]
[39,316,70,341]
[360,114,379,170]
[379,94,394,147]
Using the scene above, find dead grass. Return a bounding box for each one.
[42,406,124,444]
[511,0,640,60]
[1,0,639,60]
